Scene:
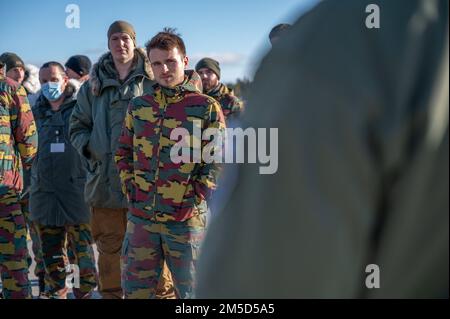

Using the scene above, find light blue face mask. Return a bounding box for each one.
[41,81,64,101]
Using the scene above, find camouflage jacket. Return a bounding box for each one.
[206,83,243,120]
[115,70,226,222]
[0,75,38,197]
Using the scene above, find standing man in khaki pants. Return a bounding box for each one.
[69,20,174,299]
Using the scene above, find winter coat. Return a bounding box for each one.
[115,70,226,222]
[69,48,155,209]
[30,86,90,226]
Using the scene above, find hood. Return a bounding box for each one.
[158,70,203,97]
[89,47,153,96]
[206,82,232,98]
[23,64,41,94]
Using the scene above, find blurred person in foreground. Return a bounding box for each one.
[197,0,449,298]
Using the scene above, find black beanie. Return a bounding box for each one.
[0,52,25,72]
[65,55,92,76]
[195,58,221,79]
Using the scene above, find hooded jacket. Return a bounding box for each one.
[69,48,155,209]
[115,70,226,222]
[206,83,243,120]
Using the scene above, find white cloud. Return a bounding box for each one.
[189,52,245,66]
[82,48,107,55]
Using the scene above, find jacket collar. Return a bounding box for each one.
[206,82,229,98]
[155,70,203,98]
[89,48,154,96]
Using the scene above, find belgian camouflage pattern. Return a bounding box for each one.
[206,83,243,120]
[0,189,31,299]
[115,70,226,222]
[37,223,98,299]
[20,198,45,278]
[122,214,207,299]
[0,75,38,198]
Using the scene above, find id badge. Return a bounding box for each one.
[50,143,65,153]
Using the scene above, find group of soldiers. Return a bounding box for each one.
[0,20,244,299]
[3,0,447,301]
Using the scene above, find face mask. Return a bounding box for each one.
[42,81,64,101]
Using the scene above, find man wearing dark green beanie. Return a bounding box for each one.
[196,57,243,121]
[70,20,174,299]
[0,52,26,84]
[107,20,137,48]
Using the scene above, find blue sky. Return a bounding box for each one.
[1,0,318,82]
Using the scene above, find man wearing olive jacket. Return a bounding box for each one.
[69,20,174,299]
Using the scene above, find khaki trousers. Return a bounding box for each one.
[91,207,175,299]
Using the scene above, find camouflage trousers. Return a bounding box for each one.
[20,199,45,279]
[0,189,31,299]
[122,213,207,299]
[36,223,98,299]
[24,201,76,295]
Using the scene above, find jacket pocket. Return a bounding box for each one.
[80,154,101,175]
[70,176,86,187]
[190,180,208,213]
[178,180,199,210]
[126,179,136,203]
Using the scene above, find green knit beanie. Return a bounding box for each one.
[195,58,220,79]
[107,20,136,47]
[0,52,25,72]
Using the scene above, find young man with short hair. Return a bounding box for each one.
[115,28,225,299]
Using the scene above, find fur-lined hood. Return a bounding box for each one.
[23,64,41,94]
[89,48,153,96]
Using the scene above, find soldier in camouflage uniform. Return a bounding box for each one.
[0,52,26,85]
[0,70,38,299]
[195,57,243,121]
[29,62,98,299]
[115,28,226,299]
[0,52,46,295]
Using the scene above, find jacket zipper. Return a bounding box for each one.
[151,93,169,211]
